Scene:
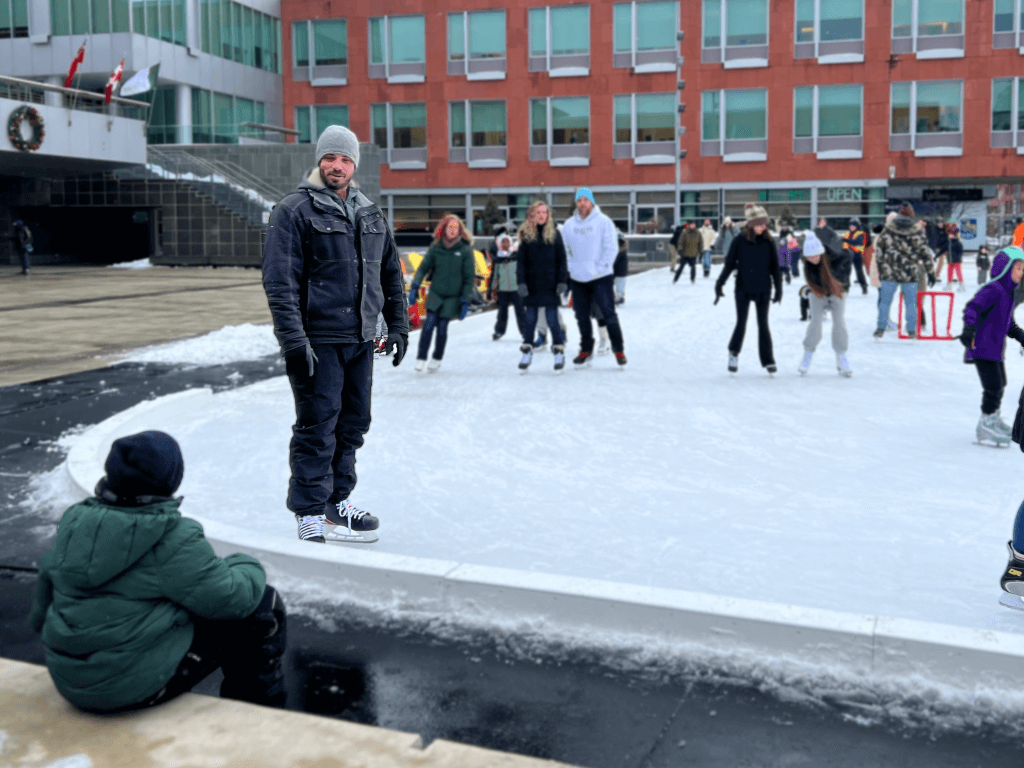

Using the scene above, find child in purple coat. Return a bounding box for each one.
[960,246,1024,445]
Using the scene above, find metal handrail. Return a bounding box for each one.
[240,121,301,137]
[0,73,151,109]
[149,146,279,205]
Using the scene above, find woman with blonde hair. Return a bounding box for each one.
[515,200,569,372]
[409,213,477,372]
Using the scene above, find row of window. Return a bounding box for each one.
[1,0,30,37]
[146,85,266,145]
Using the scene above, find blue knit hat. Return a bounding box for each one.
[104,431,184,500]
[575,188,595,205]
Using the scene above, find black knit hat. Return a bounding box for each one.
[103,431,184,500]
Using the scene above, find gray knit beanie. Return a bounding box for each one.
[316,125,360,168]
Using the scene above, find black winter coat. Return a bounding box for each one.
[948,237,963,264]
[717,230,782,297]
[262,176,408,353]
[516,231,569,307]
[613,245,628,277]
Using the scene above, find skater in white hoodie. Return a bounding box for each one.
[561,188,627,367]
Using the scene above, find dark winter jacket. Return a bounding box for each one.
[262,170,409,354]
[927,221,949,257]
[814,225,845,261]
[717,229,782,297]
[517,230,569,307]
[413,239,477,318]
[681,228,703,259]
[874,215,935,284]
[962,251,1024,362]
[13,223,32,252]
[613,242,628,278]
[802,254,846,297]
[30,496,266,712]
[948,236,963,264]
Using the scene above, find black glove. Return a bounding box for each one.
[385,333,408,366]
[714,283,724,305]
[556,282,567,295]
[959,324,976,350]
[285,343,317,380]
[772,290,782,304]
[927,274,936,287]
[517,284,528,297]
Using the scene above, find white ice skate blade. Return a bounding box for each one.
[974,439,1011,448]
[999,592,1024,611]
[324,525,378,544]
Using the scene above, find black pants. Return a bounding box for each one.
[571,275,624,354]
[287,342,372,516]
[729,292,775,367]
[494,291,526,340]
[673,257,697,283]
[975,359,1008,415]
[117,585,287,712]
[851,254,867,291]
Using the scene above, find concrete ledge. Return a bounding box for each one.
[64,388,1024,712]
[0,658,577,768]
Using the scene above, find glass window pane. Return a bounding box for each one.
[275,18,281,72]
[470,101,506,146]
[614,95,632,142]
[160,0,171,41]
[818,84,861,136]
[551,5,588,55]
[199,0,210,51]
[236,97,254,138]
[231,3,242,61]
[891,82,910,133]
[726,0,767,46]
[450,102,466,146]
[112,0,127,30]
[613,2,631,52]
[70,0,88,34]
[146,0,158,38]
[531,98,547,145]
[369,17,384,63]
[52,0,70,35]
[724,88,766,139]
[317,105,349,137]
[702,90,720,140]
[637,1,674,50]
[218,0,230,58]
[995,0,1014,33]
[916,81,961,133]
[449,13,464,59]
[892,0,911,36]
[993,78,1012,131]
[129,0,141,37]
[551,96,588,145]
[213,91,234,143]
[192,88,212,143]
[704,0,721,47]
[295,106,311,144]
[919,0,962,35]
[242,6,254,64]
[12,0,27,34]
[371,104,387,147]
[173,0,184,45]
[469,10,504,58]
[293,21,309,66]
[794,86,812,137]
[795,0,812,42]
[256,102,265,125]
[1019,79,1024,131]
[314,19,346,65]
[392,103,426,148]
[92,0,110,32]
[821,0,861,41]
[636,93,673,141]
[529,7,546,55]
[390,15,425,63]
[0,0,10,35]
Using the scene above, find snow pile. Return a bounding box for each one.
[122,323,279,366]
[145,163,276,211]
[108,258,153,269]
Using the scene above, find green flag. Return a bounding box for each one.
[120,62,160,97]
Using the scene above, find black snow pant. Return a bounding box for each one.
[673,257,697,283]
[108,585,287,712]
[286,341,373,516]
[851,254,867,292]
[729,292,775,367]
[571,274,624,354]
[494,290,527,340]
[975,359,1008,415]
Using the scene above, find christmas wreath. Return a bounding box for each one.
[8,106,45,152]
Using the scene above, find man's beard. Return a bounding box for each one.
[320,169,350,193]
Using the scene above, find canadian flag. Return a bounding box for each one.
[64,42,86,88]
[104,59,124,104]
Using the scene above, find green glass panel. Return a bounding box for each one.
[528,8,545,56]
[470,101,506,146]
[52,0,70,34]
[254,13,264,67]
[531,98,547,145]
[232,3,242,61]
[637,1,674,50]
[256,102,264,124]
[369,17,384,64]
[91,0,110,33]
[469,10,504,58]
[199,0,210,52]
[724,88,766,139]
[12,0,25,30]
[702,90,720,140]
[726,0,767,46]
[173,0,184,44]
[891,82,910,133]
[916,81,960,132]
[392,103,426,148]
[614,95,631,142]
[243,6,254,65]
[371,103,387,147]
[145,0,157,38]
[390,15,424,63]
[795,0,812,43]
[793,86,812,137]
[449,13,464,59]
[821,0,861,41]
[995,0,1014,33]
[992,78,1012,131]
[551,96,588,144]
[111,0,127,30]
[919,0,962,35]
[314,19,345,65]
[317,105,349,137]
[0,0,10,36]
[703,0,720,46]
[818,84,861,136]
[129,0,141,36]
[551,5,588,55]
[450,102,466,145]
[293,21,308,66]
[275,18,282,72]
[1019,79,1024,131]
[295,106,311,144]
[192,88,212,143]
[70,0,87,34]
[892,0,911,37]
[636,93,673,141]
[613,3,631,52]
[236,96,254,136]
[219,0,230,59]
[159,0,171,41]
[213,91,234,143]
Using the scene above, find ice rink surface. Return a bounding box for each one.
[57,266,1024,637]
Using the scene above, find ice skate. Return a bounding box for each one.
[728,353,738,374]
[552,345,565,374]
[993,411,1013,436]
[836,354,852,378]
[492,332,503,341]
[324,499,379,544]
[296,514,326,543]
[573,350,592,369]
[976,413,1011,447]
[798,351,813,375]
[615,351,627,368]
[518,344,533,373]
[596,327,610,355]
[373,337,386,358]
[427,358,442,373]
[532,332,548,351]
[765,364,777,377]
[414,358,426,372]
[1000,542,1024,600]
[873,328,885,339]
[957,282,966,292]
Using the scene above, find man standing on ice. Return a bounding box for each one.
[262,125,409,544]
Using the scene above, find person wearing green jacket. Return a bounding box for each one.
[31,431,286,713]
[409,213,477,372]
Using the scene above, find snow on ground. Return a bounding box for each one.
[121,322,278,365]
[107,258,154,269]
[62,267,1024,636]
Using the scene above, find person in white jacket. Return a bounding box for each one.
[561,188,626,368]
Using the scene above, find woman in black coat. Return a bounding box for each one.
[516,200,569,372]
[714,204,783,375]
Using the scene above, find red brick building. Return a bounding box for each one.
[281,0,1024,246]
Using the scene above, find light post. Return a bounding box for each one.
[675,30,686,230]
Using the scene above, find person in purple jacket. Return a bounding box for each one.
[960,245,1024,446]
